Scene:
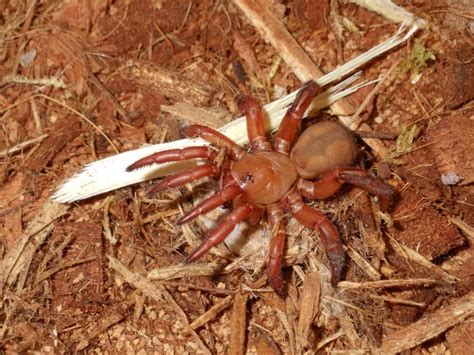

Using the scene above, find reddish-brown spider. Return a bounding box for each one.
[127,82,395,295]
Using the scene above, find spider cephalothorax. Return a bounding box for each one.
[127,82,395,295]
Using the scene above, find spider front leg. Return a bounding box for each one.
[274,82,321,154]
[126,146,216,171]
[185,203,255,263]
[184,125,245,160]
[267,204,287,296]
[147,164,220,196]
[285,191,345,286]
[177,185,243,224]
[298,167,396,211]
[237,96,272,151]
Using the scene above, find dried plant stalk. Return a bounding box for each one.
[338,278,437,290]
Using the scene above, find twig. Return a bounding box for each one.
[232,0,351,113]
[0,133,48,158]
[35,256,97,284]
[338,278,437,290]
[386,236,458,284]
[348,0,427,26]
[37,94,119,153]
[368,293,426,307]
[345,245,382,280]
[89,72,129,122]
[189,295,234,330]
[73,304,131,351]
[1,74,66,89]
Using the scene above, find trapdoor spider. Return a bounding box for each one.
[127,82,395,295]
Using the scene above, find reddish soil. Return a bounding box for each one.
[0,0,473,353]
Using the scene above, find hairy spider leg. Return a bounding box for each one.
[274,81,321,154]
[184,125,245,160]
[177,185,243,224]
[185,203,255,263]
[267,204,287,296]
[298,167,396,211]
[237,96,272,151]
[147,164,220,196]
[126,146,216,171]
[285,191,345,287]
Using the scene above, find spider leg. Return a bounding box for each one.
[285,191,345,286]
[267,204,287,296]
[185,203,254,263]
[126,146,216,171]
[274,82,321,154]
[177,185,243,224]
[184,125,245,160]
[147,164,220,196]
[237,96,272,151]
[298,167,396,211]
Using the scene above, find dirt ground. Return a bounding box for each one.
[1,0,473,353]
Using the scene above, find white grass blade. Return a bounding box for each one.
[53,24,421,203]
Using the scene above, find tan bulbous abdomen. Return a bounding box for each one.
[290,121,358,179]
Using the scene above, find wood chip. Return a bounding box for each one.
[161,102,232,129]
[117,60,216,106]
[380,292,474,353]
[229,292,248,355]
[0,199,70,293]
[72,304,130,351]
[345,245,382,281]
[189,295,233,330]
[255,333,282,355]
[297,271,321,348]
[147,263,221,280]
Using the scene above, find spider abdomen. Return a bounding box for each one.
[291,121,358,179]
[231,151,297,205]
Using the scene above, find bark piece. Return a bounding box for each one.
[380,292,474,353]
[117,60,216,106]
[426,113,474,186]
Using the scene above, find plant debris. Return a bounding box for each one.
[1,0,473,353]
